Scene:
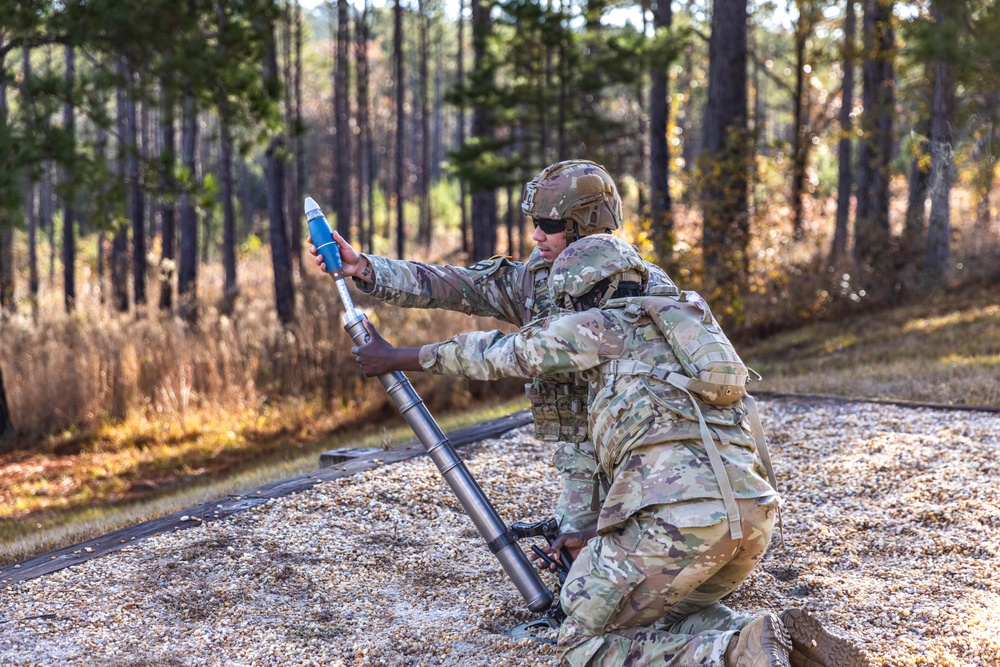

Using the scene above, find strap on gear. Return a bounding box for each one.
[667,373,744,541]
[601,359,782,544]
[742,393,783,543]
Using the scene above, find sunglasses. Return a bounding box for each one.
[532,218,565,235]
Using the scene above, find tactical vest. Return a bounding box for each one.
[522,254,589,443]
[591,289,778,540]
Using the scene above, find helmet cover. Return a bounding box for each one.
[521,160,623,236]
[549,235,648,307]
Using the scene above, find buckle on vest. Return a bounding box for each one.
[649,366,669,382]
[622,302,643,323]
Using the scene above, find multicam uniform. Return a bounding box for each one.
[353,248,675,533]
[417,304,778,666]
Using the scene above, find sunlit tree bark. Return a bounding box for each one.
[924,2,957,281]
[699,0,750,323]
[831,0,857,263]
[854,0,895,277]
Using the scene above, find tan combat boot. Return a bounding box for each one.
[725,612,792,667]
[779,609,871,667]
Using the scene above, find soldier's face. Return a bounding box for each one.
[532,225,568,264]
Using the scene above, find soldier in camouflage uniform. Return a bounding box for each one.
[350,235,870,667]
[312,159,675,536]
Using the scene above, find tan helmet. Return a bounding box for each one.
[549,235,648,310]
[521,160,623,241]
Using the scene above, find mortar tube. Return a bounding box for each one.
[305,197,553,614]
[342,317,553,613]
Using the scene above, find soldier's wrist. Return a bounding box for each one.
[355,257,375,284]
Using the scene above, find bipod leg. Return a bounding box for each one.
[506,613,560,644]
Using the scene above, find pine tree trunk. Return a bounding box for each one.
[394,0,406,258]
[199,118,216,266]
[62,44,76,313]
[924,2,956,282]
[0,362,12,446]
[356,2,372,253]
[649,0,672,263]
[831,0,856,263]
[126,60,147,307]
[43,161,54,286]
[557,13,567,161]
[457,0,468,255]
[679,0,698,177]
[470,0,497,261]
[282,0,297,258]
[267,137,296,325]
[636,3,648,215]
[216,0,237,313]
[432,23,444,184]
[790,1,815,240]
[94,95,108,308]
[177,92,200,323]
[113,56,132,313]
[294,2,306,266]
[853,0,895,274]
[336,0,352,241]
[902,101,931,256]
[0,47,12,312]
[24,52,39,315]
[159,86,176,312]
[220,119,238,313]
[418,0,432,246]
[264,19,296,325]
[700,0,750,318]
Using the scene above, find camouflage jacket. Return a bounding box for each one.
[355,247,674,326]
[418,307,776,532]
[355,247,676,443]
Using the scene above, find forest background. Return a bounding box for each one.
[0,0,999,559]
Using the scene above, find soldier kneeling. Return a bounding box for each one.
[352,235,870,667]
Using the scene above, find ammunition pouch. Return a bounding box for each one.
[525,378,590,443]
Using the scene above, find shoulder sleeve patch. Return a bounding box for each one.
[466,256,513,274]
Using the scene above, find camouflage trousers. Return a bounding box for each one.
[558,495,779,667]
[552,440,604,533]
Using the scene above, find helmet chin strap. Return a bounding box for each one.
[565,220,614,246]
[596,277,620,308]
[565,221,579,245]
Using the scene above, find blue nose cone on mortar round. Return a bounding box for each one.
[304,197,342,273]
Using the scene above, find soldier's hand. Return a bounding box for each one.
[530,527,596,571]
[307,232,373,283]
[351,320,423,376]
[352,320,396,377]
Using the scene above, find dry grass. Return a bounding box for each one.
[742,281,1000,408]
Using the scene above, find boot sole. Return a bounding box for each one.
[762,614,794,667]
[779,609,870,667]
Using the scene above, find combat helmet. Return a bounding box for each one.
[549,235,648,310]
[521,160,623,242]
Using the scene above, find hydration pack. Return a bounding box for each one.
[614,284,751,407]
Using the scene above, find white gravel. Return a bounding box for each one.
[1,398,999,667]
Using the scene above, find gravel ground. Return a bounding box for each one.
[1,398,999,667]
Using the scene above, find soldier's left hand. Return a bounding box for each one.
[531,527,596,571]
[352,320,397,377]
